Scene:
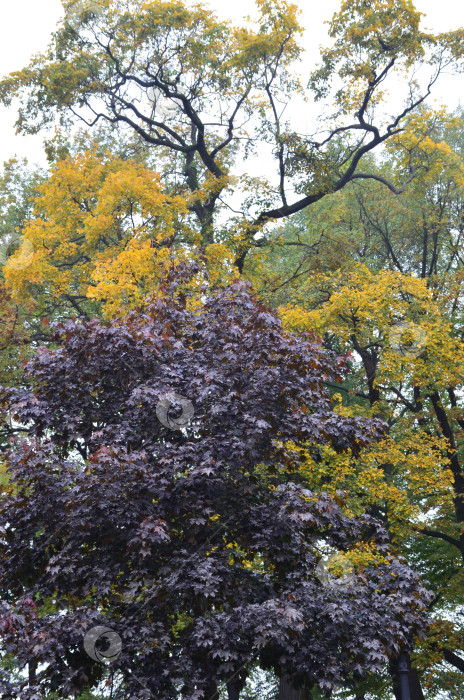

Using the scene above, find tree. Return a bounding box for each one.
[2,147,234,321]
[0,278,430,699]
[0,132,177,388]
[1,0,463,272]
[252,108,464,697]
[0,2,462,697]
[0,159,48,391]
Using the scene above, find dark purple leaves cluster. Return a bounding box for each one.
[0,281,430,698]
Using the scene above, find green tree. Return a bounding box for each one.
[255,107,464,698]
[1,0,463,273]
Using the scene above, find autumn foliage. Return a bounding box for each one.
[1,0,464,698]
[0,280,431,698]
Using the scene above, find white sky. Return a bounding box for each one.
[0,0,463,168]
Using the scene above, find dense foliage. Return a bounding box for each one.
[0,280,430,699]
[1,0,464,698]
[1,0,463,279]
[253,109,464,696]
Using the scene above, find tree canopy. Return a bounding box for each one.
[1,1,464,699]
[256,107,464,697]
[1,0,464,271]
[0,280,431,699]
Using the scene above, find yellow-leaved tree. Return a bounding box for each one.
[3,148,237,318]
[253,108,464,696]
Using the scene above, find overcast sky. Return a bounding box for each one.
[1,0,463,168]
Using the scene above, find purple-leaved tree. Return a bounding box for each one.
[0,278,431,699]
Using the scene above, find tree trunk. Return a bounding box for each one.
[227,679,246,700]
[205,682,219,700]
[389,654,425,700]
[444,648,464,673]
[28,662,36,686]
[279,675,309,700]
[409,668,426,700]
[389,657,403,700]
